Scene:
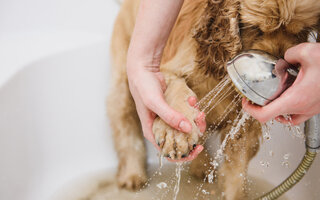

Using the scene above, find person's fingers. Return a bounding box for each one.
[195,112,206,133]
[134,98,160,148]
[275,115,294,125]
[155,72,167,92]
[284,43,311,66]
[140,115,162,151]
[144,131,158,148]
[149,98,192,133]
[276,114,310,125]
[242,96,290,123]
[166,145,204,162]
[188,96,198,107]
[290,115,312,125]
[139,111,156,143]
[275,115,287,123]
[242,98,267,122]
[187,96,206,133]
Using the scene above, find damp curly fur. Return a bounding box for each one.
[194,0,242,79]
[108,0,320,199]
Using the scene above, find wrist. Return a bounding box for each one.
[127,53,161,75]
[127,43,162,66]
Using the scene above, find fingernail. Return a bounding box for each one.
[179,120,191,132]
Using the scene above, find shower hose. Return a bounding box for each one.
[256,150,317,200]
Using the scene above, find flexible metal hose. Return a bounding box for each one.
[256,150,317,200]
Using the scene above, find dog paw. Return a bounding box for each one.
[118,173,147,190]
[152,108,200,160]
[117,160,147,190]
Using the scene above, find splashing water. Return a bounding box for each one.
[191,110,251,197]
[262,124,272,141]
[157,182,168,189]
[173,163,183,200]
[205,84,235,115]
[210,110,251,171]
[196,76,233,114]
[282,114,304,139]
[158,153,164,169]
[281,153,291,168]
[195,75,242,144]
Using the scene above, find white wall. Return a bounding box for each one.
[0,0,119,34]
[0,0,120,87]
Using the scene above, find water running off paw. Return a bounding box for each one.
[173,163,182,200]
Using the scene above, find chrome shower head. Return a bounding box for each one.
[227,50,298,106]
[226,51,319,200]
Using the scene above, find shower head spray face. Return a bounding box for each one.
[227,50,298,106]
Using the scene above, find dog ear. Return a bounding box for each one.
[193,0,242,79]
[285,0,320,34]
[241,0,320,35]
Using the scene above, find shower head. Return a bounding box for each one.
[227,49,320,151]
[226,50,320,200]
[227,50,298,106]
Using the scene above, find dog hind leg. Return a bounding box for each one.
[218,119,261,200]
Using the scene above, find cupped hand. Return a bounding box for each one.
[243,43,320,125]
[127,66,206,161]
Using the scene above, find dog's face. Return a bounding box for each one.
[240,0,320,57]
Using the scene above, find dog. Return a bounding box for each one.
[107,0,320,199]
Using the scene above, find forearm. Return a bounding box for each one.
[127,0,184,69]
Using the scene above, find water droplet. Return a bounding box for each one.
[208,171,214,183]
[202,189,209,195]
[269,150,274,157]
[283,153,290,160]
[156,182,167,189]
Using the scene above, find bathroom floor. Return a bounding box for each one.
[53,164,287,200]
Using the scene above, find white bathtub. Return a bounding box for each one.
[0,1,319,200]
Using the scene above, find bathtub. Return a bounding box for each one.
[0,1,319,200]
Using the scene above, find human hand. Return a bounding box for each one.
[242,43,320,125]
[127,66,206,161]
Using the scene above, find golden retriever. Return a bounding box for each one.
[107,0,320,199]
